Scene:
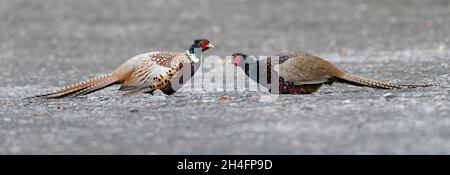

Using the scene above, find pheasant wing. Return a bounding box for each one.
[276,52,336,85]
[147,51,187,68]
[119,52,189,95]
[119,57,170,92]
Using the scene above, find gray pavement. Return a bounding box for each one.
[0,0,449,154]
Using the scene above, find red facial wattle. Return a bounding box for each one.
[198,40,209,49]
[231,56,240,65]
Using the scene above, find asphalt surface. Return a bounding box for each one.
[0,0,449,154]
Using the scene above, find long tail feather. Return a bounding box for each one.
[28,74,118,99]
[335,73,435,89]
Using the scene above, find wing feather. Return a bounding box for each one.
[277,52,336,85]
[118,51,192,94]
[119,58,170,91]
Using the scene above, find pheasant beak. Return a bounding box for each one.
[206,43,214,49]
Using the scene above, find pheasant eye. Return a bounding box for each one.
[197,42,203,48]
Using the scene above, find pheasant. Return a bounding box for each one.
[231,51,434,94]
[31,39,214,99]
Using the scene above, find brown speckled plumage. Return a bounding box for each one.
[233,51,435,94]
[30,39,213,98]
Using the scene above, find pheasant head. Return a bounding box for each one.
[231,52,253,67]
[231,52,269,88]
[187,39,214,62]
[194,39,214,52]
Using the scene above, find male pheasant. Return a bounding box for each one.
[231,51,434,94]
[31,39,214,98]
